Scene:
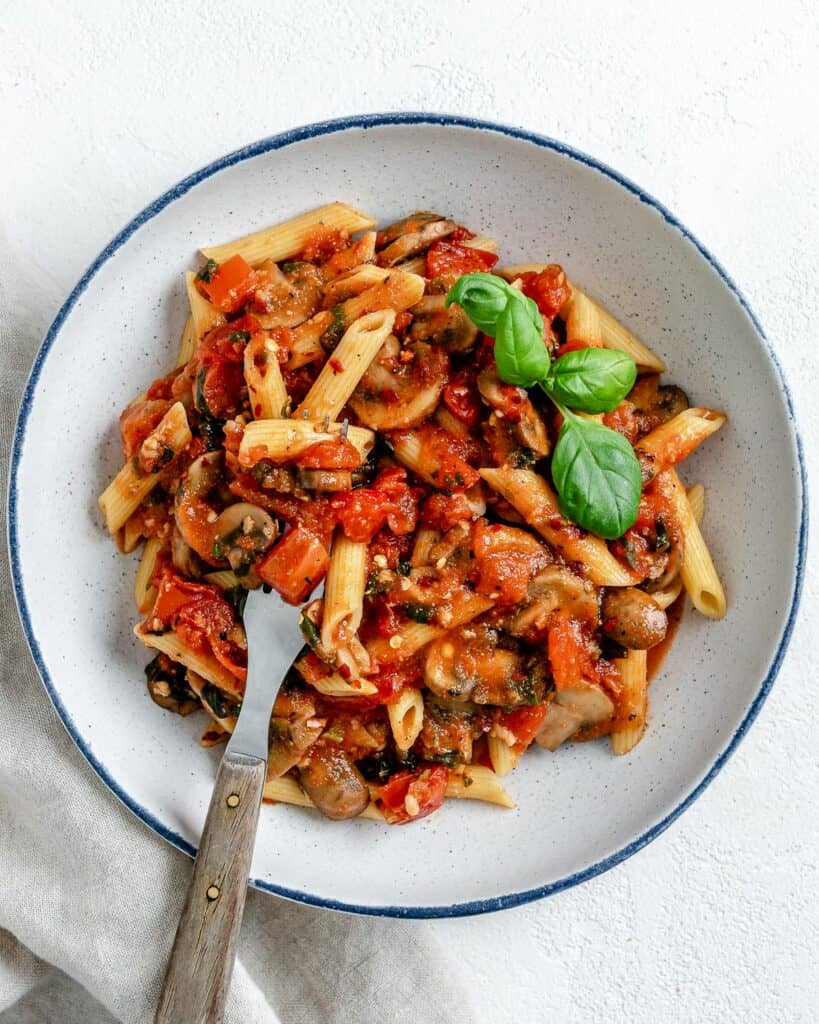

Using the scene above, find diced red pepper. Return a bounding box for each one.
[297,438,362,470]
[199,254,258,313]
[256,527,329,604]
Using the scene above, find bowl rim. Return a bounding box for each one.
[6,112,808,918]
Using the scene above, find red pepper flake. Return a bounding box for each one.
[253,404,262,417]
[329,358,345,374]
[491,523,504,532]
[338,663,351,680]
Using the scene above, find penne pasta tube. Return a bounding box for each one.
[611,649,648,755]
[321,264,391,306]
[135,624,242,696]
[563,289,603,347]
[201,202,378,266]
[120,514,145,554]
[321,535,368,650]
[284,270,424,370]
[203,570,243,590]
[387,687,425,752]
[185,271,224,340]
[244,332,289,419]
[134,537,163,614]
[659,470,726,619]
[368,623,445,664]
[238,419,375,468]
[480,466,634,586]
[636,408,727,472]
[99,402,191,534]
[293,655,378,697]
[487,734,522,777]
[294,309,395,421]
[445,765,516,808]
[649,484,705,609]
[461,235,498,252]
[176,315,197,367]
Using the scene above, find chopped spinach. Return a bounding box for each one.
[400,603,435,623]
[201,683,241,720]
[510,446,537,469]
[225,586,248,618]
[299,614,321,649]
[654,518,670,553]
[196,258,218,283]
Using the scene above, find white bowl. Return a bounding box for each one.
[8,114,806,917]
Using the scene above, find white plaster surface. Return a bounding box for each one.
[1,1,818,1021]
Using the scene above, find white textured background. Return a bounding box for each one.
[2,1,818,1020]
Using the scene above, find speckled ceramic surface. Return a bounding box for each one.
[8,115,806,917]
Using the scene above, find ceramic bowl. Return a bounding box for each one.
[8,114,806,916]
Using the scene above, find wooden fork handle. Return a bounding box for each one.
[155,750,266,1024]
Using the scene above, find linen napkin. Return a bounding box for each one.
[0,243,476,1024]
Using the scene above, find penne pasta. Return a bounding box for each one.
[134,537,163,614]
[321,534,368,651]
[201,202,378,266]
[238,418,375,468]
[244,332,289,419]
[636,408,727,472]
[446,765,516,808]
[563,289,603,347]
[321,264,391,306]
[487,734,522,777]
[176,315,197,367]
[99,402,191,534]
[185,271,224,340]
[387,687,425,752]
[294,655,378,697]
[294,309,395,421]
[203,570,243,590]
[135,624,242,696]
[263,775,386,820]
[659,470,726,619]
[480,467,634,586]
[611,649,648,755]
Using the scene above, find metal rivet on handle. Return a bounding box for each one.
[206,885,220,902]
[226,793,240,808]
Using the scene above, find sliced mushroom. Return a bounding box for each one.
[376,212,445,248]
[377,216,456,266]
[297,469,353,492]
[505,566,598,639]
[424,625,529,705]
[555,684,615,724]
[535,702,584,751]
[267,715,326,779]
[408,295,479,352]
[254,261,324,328]
[629,374,690,426]
[212,502,278,574]
[145,655,200,716]
[601,588,667,649]
[174,451,224,565]
[171,526,206,579]
[348,337,448,430]
[478,367,550,456]
[298,747,370,820]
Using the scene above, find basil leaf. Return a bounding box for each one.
[445,272,542,336]
[543,348,637,413]
[551,415,641,539]
[494,297,550,388]
[445,273,511,333]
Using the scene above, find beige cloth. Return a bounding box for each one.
[0,246,474,1023]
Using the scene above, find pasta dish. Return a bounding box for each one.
[99,203,726,824]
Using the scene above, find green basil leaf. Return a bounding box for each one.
[445,272,542,336]
[543,348,637,413]
[551,415,641,539]
[494,297,550,388]
[445,273,511,333]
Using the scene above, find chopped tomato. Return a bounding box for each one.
[548,612,597,690]
[150,570,246,681]
[200,361,245,420]
[449,225,476,242]
[420,492,475,531]
[392,310,414,338]
[519,265,570,321]
[330,469,419,544]
[256,527,329,604]
[603,401,641,445]
[555,338,590,358]
[198,254,257,314]
[300,227,348,264]
[442,366,481,427]
[146,368,184,400]
[426,240,498,281]
[377,765,449,825]
[119,399,171,458]
[297,438,362,470]
[366,527,413,570]
[391,424,480,491]
[497,705,550,747]
[331,489,390,544]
